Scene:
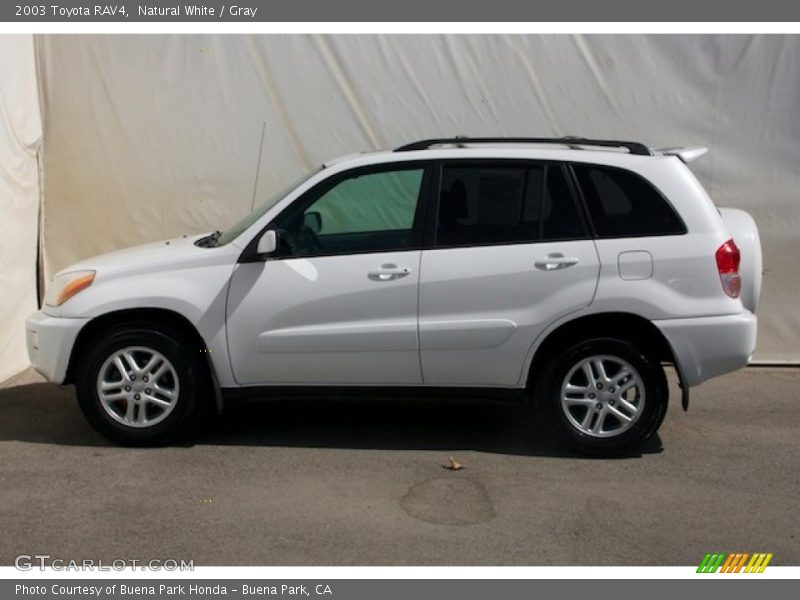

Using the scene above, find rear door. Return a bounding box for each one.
[418,160,600,386]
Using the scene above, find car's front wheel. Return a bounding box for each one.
[536,337,668,456]
[75,324,208,445]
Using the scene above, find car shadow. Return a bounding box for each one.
[0,380,663,458]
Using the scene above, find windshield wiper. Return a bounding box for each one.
[194,230,222,248]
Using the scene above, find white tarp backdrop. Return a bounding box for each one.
[5,34,799,380]
[0,34,42,383]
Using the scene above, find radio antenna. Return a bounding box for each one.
[249,120,267,212]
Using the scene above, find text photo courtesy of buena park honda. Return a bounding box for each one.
[1,34,798,567]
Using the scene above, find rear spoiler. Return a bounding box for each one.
[651,146,709,163]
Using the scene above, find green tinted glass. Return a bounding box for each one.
[309,169,423,235]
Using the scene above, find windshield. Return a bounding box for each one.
[214,169,320,247]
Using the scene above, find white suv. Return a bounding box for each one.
[26,137,761,455]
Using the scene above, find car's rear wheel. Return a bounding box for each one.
[536,337,668,456]
[75,324,208,445]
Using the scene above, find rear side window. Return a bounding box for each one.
[573,165,686,238]
[436,163,587,247]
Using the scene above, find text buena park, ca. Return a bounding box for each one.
[16,4,259,18]
[17,584,334,597]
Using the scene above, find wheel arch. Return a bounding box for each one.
[526,311,682,397]
[65,308,223,413]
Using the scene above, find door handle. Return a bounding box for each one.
[368,263,412,282]
[534,253,580,271]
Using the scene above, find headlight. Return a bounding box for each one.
[44,270,96,307]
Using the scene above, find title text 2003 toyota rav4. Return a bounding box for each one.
[26,137,761,455]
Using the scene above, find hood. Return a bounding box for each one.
[58,233,228,278]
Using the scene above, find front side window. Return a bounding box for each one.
[271,166,425,257]
[215,169,320,247]
[573,164,686,238]
[435,163,587,247]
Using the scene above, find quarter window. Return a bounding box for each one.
[573,165,686,237]
[435,163,587,247]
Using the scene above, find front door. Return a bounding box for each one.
[226,163,430,385]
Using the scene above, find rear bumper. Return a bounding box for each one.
[25,311,89,384]
[654,311,757,387]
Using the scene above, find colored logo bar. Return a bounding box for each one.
[697,552,773,573]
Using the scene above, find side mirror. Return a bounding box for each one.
[303,211,322,234]
[256,229,277,255]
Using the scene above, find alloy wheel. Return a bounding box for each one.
[559,354,645,438]
[96,346,180,428]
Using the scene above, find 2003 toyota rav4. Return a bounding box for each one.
[26,137,761,455]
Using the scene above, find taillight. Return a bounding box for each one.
[715,239,741,298]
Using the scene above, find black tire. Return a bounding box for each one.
[75,323,210,446]
[535,337,668,457]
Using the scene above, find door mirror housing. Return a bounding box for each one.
[256,229,278,255]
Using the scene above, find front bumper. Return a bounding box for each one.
[25,311,90,384]
[654,311,757,387]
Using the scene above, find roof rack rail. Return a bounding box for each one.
[394,136,651,156]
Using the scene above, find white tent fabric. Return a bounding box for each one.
[0,35,42,383]
[24,34,800,368]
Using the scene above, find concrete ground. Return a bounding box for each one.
[0,367,797,566]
